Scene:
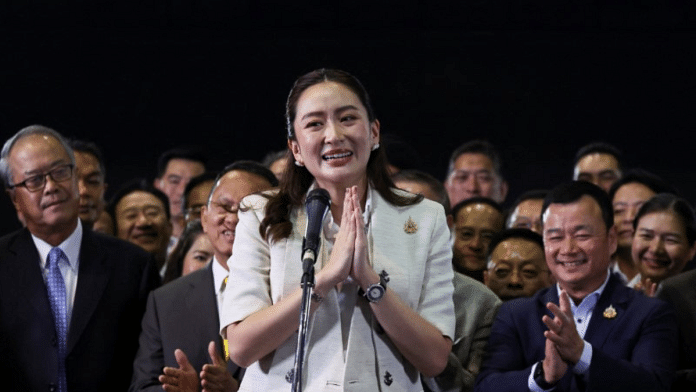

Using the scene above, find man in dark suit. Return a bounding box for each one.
[130,161,278,392]
[0,125,160,392]
[475,181,677,392]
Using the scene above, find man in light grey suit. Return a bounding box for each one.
[394,170,502,392]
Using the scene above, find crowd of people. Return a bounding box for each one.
[0,68,694,392]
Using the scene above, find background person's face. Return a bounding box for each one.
[115,191,172,255]
[632,211,696,284]
[453,203,503,272]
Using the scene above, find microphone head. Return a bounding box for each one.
[306,188,331,208]
[304,188,331,253]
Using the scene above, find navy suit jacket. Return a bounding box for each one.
[475,273,677,392]
[129,262,243,392]
[0,227,160,392]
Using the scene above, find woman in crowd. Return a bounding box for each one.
[162,219,214,284]
[631,193,696,295]
[608,169,676,286]
[220,68,455,391]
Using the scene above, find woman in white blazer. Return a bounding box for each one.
[220,69,455,391]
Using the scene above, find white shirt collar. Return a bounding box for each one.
[212,255,229,292]
[556,268,611,307]
[33,219,83,271]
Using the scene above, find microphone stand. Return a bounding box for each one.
[291,249,316,392]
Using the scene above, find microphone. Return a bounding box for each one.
[302,188,331,266]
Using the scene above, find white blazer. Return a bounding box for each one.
[221,187,455,391]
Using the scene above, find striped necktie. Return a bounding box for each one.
[47,247,69,392]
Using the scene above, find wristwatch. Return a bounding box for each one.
[533,361,556,390]
[363,272,388,303]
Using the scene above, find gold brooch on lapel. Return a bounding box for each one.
[603,304,617,319]
[404,217,418,234]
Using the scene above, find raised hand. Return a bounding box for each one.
[320,189,356,288]
[159,349,199,392]
[348,186,378,288]
[542,290,585,365]
[542,336,568,385]
[200,341,239,392]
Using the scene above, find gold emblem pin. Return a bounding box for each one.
[603,304,617,319]
[404,217,418,234]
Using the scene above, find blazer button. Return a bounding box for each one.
[48,383,56,391]
[383,371,393,386]
[285,369,294,383]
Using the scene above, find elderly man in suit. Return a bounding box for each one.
[475,181,678,392]
[0,125,159,392]
[130,161,278,392]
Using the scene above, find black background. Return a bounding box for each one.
[2,1,696,235]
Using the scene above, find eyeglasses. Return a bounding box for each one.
[8,164,74,192]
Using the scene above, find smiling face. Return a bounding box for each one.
[612,182,656,249]
[632,211,696,284]
[288,81,379,192]
[453,203,504,272]
[115,190,172,258]
[8,134,79,244]
[201,170,273,264]
[543,195,617,299]
[74,150,106,226]
[181,233,214,276]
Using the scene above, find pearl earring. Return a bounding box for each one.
[371,143,380,151]
[294,161,304,167]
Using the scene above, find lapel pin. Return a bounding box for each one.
[404,217,418,234]
[603,304,617,319]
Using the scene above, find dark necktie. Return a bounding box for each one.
[47,247,69,392]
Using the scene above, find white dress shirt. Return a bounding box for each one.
[32,219,83,329]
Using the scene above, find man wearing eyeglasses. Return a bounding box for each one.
[0,125,160,392]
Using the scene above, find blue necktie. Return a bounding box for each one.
[47,247,69,392]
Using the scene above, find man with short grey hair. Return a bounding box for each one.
[0,125,159,392]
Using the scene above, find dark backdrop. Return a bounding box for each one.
[2,1,695,234]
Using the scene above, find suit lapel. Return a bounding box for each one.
[584,274,628,347]
[7,230,55,325]
[68,230,110,353]
[186,263,220,342]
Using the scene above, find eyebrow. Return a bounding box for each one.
[23,159,69,176]
[300,105,361,121]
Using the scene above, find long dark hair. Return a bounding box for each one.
[260,69,421,242]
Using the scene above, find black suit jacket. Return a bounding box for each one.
[0,227,160,392]
[129,262,242,392]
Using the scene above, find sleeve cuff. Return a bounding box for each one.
[573,340,592,375]
[528,362,555,392]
